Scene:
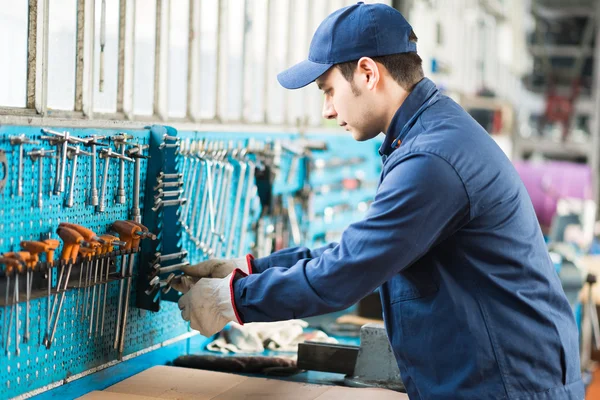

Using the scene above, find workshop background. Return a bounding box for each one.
[1,0,600,399]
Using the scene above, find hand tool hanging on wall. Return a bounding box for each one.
[117,221,154,358]
[83,135,107,207]
[97,234,126,336]
[57,223,105,325]
[42,238,59,345]
[28,149,56,208]
[1,257,21,353]
[40,129,90,195]
[113,134,133,205]
[65,146,93,208]
[126,144,149,223]
[98,148,134,212]
[19,241,51,344]
[9,134,39,197]
[2,251,31,356]
[44,227,83,348]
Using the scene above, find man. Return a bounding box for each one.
[175,2,583,399]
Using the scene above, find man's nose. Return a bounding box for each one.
[322,99,337,120]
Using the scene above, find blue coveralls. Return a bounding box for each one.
[232,78,584,399]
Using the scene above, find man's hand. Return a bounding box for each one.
[177,256,252,279]
[178,272,242,337]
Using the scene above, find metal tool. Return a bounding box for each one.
[99,148,133,212]
[145,274,176,296]
[1,257,20,355]
[157,172,182,180]
[3,252,31,357]
[28,149,57,208]
[153,180,184,191]
[238,160,256,256]
[98,234,125,336]
[41,129,90,194]
[42,239,59,344]
[126,144,149,223]
[65,146,93,208]
[111,221,136,350]
[225,149,248,258]
[151,251,188,265]
[118,221,154,358]
[9,134,39,196]
[155,188,184,200]
[153,261,190,276]
[19,241,49,343]
[45,227,83,348]
[84,135,106,207]
[152,198,187,212]
[113,134,133,205]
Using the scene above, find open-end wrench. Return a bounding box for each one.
[226,149,248,258]
[238,160,257,257]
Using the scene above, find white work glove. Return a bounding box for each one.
[170,256,253,294]
[178,272,243,337]
[178,256,253,279]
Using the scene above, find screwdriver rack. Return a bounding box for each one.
[0,125,191,399]
[0,123,382,399]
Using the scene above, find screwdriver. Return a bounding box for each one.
[1,257,20,355]
[20,241,50,343]
[118,221,154,357]
[110,220,141,351]
[2,252,29,356]
[42,239,60,340]
[76,246,96,337]
[98,234,125,336]
[45,227,83,348]
[58,223,103,319]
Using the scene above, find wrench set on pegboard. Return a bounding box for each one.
[0,125,191,399]
[0,122,381,398]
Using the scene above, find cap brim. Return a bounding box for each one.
[277,60,333,90]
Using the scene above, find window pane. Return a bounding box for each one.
[168,0,189,118]
[0,4,28,107]
[287,0,309,126]
[94,0,120,113]
[308,0,329,126]
[244,0,268,122]
[133,0,156,116]
[223,0,244,120]
[266,0,290,124]
[199,0,218,119]
[47,0,77,110]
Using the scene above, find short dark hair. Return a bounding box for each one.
[335,30,424,92]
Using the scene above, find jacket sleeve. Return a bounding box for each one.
[233,153,470,322]
[251,243,338,273]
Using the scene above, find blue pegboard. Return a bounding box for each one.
[0,126,191,399]
[0,124,384,398]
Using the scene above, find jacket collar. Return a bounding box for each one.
[379,77,439,157]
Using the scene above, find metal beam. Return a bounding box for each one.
[34,0,50,115]
[26,0,38,109]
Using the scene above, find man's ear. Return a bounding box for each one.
[356,57,380,90]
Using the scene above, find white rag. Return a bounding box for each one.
[206,320,338,354]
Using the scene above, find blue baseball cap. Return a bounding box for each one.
[277,2,416,90]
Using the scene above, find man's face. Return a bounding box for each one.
[316,67,382,141]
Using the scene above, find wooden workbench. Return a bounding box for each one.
[77,365,409,399]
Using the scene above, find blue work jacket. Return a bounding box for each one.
[232,78,583,399]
